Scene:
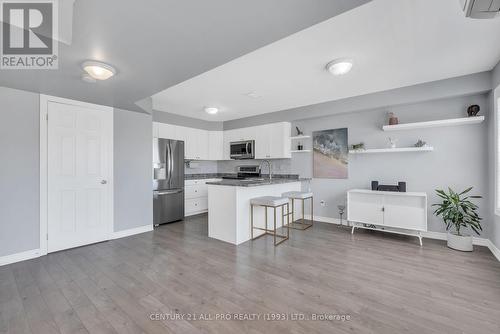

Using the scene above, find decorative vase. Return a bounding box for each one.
[388,112,399,125]
[447,232,473,252]
[467,105,480,117]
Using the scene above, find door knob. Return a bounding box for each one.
[101,180,107,185]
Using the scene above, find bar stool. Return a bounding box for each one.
[282,191,313,230]
[250,196,290,246]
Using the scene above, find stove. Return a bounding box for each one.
[222,165,261,180]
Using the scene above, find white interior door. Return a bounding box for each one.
[47,101,113,252]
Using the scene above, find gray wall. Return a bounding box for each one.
[493,60,500,89]
[113,108,153,232]
[0,90,154,258]
[224,72,491,130]
[490,60,500,249]
[153,110,223,131]
[0,87,40,256]
[287,94,490,234]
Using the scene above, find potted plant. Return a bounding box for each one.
[433,187,482,251]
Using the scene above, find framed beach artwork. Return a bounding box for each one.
[313,128,348,179]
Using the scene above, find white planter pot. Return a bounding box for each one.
[447,232,473,252]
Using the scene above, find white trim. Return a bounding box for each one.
[495,87,500,215]
[314,216,343,225]
[349,147,434,154]
[487,239,500,262]
[0,249,41,267]
[39,94,114,255]
[112,225,153,239]
[382,116,484,131]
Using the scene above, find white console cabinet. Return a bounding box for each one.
[347,189,427,245]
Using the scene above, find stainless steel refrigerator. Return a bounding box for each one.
[153,138,185,225]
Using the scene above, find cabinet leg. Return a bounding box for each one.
[351,225,356,234]
[418,232,423,246]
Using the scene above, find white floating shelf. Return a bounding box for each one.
[349,147,434,154]
[291,150,312,153]
[290,135,311,140]
[382,116,484,131]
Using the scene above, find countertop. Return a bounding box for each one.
[206,178,311,187]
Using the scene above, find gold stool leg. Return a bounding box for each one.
[273,207,277,246]
[302,198,305,224]
[251,204,254,239]
[287,203,290,239]
[311,196,314,226]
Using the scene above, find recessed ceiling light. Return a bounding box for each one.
[81,60,116,80]
[204,107,218,115]
[326,58,353,76]
[245,92,261,98]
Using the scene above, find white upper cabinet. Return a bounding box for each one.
[157,123,180,140]
[182,126,208,160]
[208,131,224,160]
[154,121,291,161]
[255,122,291,159]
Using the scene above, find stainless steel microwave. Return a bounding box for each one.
[230,140,255,159]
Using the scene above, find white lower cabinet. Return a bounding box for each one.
[185,179,221,216]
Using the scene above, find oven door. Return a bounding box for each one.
[230,141,254,159]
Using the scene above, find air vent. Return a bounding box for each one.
[461,0,500,19]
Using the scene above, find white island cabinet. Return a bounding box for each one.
[347,189,427,245]
[207,181,303,245]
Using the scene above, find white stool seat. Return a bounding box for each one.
[282,191,313,199]
[250,196,288,207]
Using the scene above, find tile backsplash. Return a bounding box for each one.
[184,159,292,175]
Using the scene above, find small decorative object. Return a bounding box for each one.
[414,139,427,147]
[388,137,397,148]
[467,105,480,117]
[313,128,348,179]
[297,142,303,151]
[337,205,345,225]
[351,142,365,150]
[433,187,482,252]
[295,126,304,136]
[388,112,399,125]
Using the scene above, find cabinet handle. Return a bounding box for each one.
[381,207,385,212]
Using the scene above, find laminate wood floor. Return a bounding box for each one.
[1,214,500,334]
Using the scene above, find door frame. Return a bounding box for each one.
[39,94,114,255]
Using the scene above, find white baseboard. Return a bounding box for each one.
[486,239,500,262]
[314,216,498,262]
[422,230,490,246]
[313,216,343,225]
[112,225,153,239]
[0,248,41,267]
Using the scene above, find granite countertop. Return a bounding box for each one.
[206,178,311,187]
[185,173,303,180]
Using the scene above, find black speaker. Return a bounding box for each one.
[398,182,407,192]
[371,181,379,191]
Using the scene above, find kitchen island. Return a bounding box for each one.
[207,178,308,245]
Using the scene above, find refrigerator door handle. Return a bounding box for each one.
[154,189,184,196]
[166,142,172,185]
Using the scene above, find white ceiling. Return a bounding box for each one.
[152,0,500,121]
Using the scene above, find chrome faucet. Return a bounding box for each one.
[260,160,273,180]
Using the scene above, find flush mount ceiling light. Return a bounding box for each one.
[204,107,219,115]
[81,60,116,80]
[326,58,353,76]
